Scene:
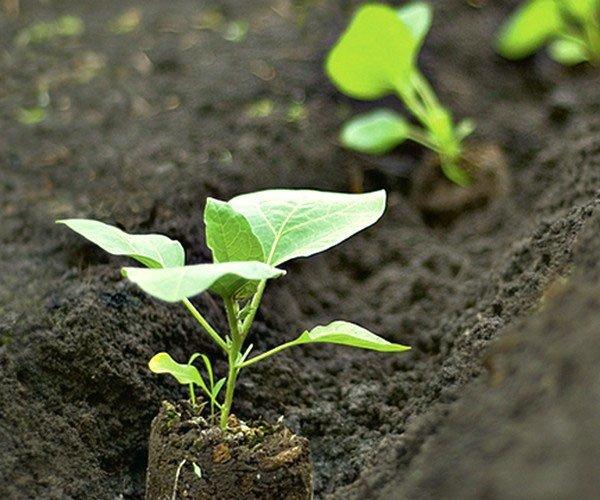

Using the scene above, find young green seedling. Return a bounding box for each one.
[496,0,600,65]
[57,189,409,430]
[325,2,476,186]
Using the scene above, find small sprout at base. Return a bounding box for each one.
[192,462,202,479]
[325,2,476,185]
[58,189,409,432]
[495,0,600,65]
[17,107,46,126]
[16,15,84,47]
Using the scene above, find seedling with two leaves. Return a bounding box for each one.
[325,2,476,186]
[496,0,600,65]
[58,189,409,430]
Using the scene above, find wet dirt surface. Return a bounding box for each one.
[1,0,598,498]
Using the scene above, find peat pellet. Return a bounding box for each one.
[146,401,313,499]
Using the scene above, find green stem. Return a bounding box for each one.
[237,339,300,369]
[220,297,242,430]
[182,298,228,353]
[239,280,267,340]
[406,127,442,152]
[188,383,196,406]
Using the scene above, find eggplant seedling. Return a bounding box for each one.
[325,2,476,186]
[496,0,600,65]
[57,189,409,430]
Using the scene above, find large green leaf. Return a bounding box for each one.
[148,352,204,386]
[204,198,264,263]
[397,1,432,48]
[295,321,410,352]
[122,261,285,302]
[325,3,419,100]
[496,0,563,59]
[341,109,410,155]
[228,189,386,265]
[57,219,184,269]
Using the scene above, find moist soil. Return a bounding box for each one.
[0,0,599,498]
[146,401,312,499]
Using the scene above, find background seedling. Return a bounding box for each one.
[58,189,409,430]
[325,2,476,186]
[496,0,600,65]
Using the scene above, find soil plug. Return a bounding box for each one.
[325,2,509,220]
[57,189,409,498]
[496,0,600,66]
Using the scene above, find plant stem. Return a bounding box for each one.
[237,339,300,369]
[182,298,228,353]
[220,296,243,430]
[240,280,267,340]
[188,383,196,406]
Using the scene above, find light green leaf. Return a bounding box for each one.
[548,38,589,65]
[341,109,410,155]
[192,462,202,479]
[563,0,599,22]
[212,378,226,398]
[295,320,410,352]
[325,4,419,100]
[204,198,264,263]
[456,118,476,141]
[122,261,285,302]
[228,189,386,265]
[149,352,204,386]
[397,1,432,47]
[57,219,184,269]
[496,0,563,59]
[204,198,265,297]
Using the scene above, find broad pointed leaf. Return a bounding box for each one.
[496,0,563,59]
[149,352,204,385]
[397,1,432,48]
[57,219,184,269]
[228,189,386,265]
[295,321,410,352]
[204,198,264,263]
[122,261,285,302]
[341,109,410,155]
[548,38,589,65]
[325,4,419,100]
[204,198,265,297]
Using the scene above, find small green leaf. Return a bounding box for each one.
[204,198,264,262]
[149,352,204,386]
[397,1,432,47]
[295,321,410,352]
[228,190,386,265]
[212,378,226,398]
[57,219,185,269]
[325,4,418,100]
[122,261,285,302]
[456,118,476,141]
[341,109,410,155]
[17,107,47,125]
[548,38,589,65]
[192,462,202,479]
[496,0,563,59]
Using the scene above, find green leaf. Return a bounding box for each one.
[496,0,563,59]
[149,352,204,386]
[456,118,476,141]
[548,38,589,65]
[122,261,285,302]
[192,462,202,479]
[341,109,410,155]
[212,378,226,398]
[325,3,419,100]
[204,198,264,263]
[295,320,410,352]
[57,219,184,269]
[228,189,386,265]
[563,0,599,22]
[397,1,432,48]
[204,198,265,297]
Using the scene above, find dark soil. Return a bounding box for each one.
[0,0,598,499]
[146,401,312,499]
